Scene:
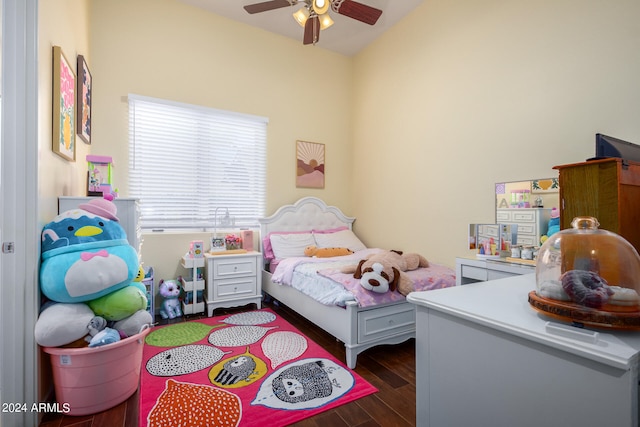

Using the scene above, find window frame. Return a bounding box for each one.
[128,94,268,231]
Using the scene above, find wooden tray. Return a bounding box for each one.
[505,257,536,266]
[528,290,640,329]
[207,249,248,256]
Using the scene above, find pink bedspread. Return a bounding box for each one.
[316,263,456,307]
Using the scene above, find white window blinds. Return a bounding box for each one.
[128,94,267,230]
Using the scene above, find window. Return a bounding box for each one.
[128,94,267,230]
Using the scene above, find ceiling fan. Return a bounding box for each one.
[243,0,383,45]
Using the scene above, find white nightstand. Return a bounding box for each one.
[203,251,262,317]
[456,256,535,285]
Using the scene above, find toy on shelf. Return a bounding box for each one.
[87,154,117,197]
[189,240,204,258]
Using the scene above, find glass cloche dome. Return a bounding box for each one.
[529,216,640,329]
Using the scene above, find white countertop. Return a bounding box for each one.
[407,274,640,370]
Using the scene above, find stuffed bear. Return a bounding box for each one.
[342,250,429,296]
[304,245,354,258]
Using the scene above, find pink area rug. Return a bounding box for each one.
[139,309,377,426]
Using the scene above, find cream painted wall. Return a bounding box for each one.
[39,0,640,286]
[39,0,91,222]
[37,0,91,406]
[88,0,354,285]
[351,0,640,267]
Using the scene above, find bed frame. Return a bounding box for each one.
[259,197,416,368]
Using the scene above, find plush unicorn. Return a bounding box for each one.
[159,279,183,320]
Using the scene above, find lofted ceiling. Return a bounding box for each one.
[177,0,424,56]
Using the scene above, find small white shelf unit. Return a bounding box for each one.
[180,255,205,315]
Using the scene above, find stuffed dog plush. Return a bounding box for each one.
[342,250,428,296]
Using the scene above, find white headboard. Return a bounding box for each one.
[259,197,355,253]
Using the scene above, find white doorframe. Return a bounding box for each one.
[1,0,39,426]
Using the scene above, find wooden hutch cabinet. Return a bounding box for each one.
[554,158,640,253]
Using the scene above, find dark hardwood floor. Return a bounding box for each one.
[39,299,416,427]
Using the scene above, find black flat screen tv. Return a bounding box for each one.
[591,133,640,163]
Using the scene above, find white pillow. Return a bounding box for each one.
[269,233,316,259]
[313,229,367,252]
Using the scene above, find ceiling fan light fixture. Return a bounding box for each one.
[319,13,334,30]
[312,0,330,15]
[293,7,310,27]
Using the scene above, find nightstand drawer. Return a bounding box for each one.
[213,258,257,279]
[214,277,257,300]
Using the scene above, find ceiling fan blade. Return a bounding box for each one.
[243,0,295,14]
[303,15,320,45]
[332,0,382,25]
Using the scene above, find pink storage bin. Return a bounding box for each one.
[42,327,149,416]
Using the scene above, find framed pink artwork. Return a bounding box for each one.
[296,140,325,189]
[52,45,76,161]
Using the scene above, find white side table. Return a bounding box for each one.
[204,251,262,317]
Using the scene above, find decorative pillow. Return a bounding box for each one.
[313,229,367,252]
[34,302,95,347]
[88,285,148,321]
[312,226,349,234]
[262,231,311,260]
[269,233,316,259]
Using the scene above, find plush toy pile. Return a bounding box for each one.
[34,197,153,348]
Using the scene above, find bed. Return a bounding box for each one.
[259,197,456,368]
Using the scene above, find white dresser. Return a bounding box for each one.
[203,252,262,317]
[497,207,551,246]
[407,274,640,427]
[455,256,535,285]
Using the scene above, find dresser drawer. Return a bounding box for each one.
[477,224,500,238]
[516,235,538,246]
[461,264,488,281]
[213,257,257,279]
[512,211,536,223]
[517,224,536,235]
[214,277,257,301]
[358,303,415,343]
[496,211,512,222]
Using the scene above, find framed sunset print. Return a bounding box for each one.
[296,140,325,189]
[76,54,92,144]
[52,46,76,161]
